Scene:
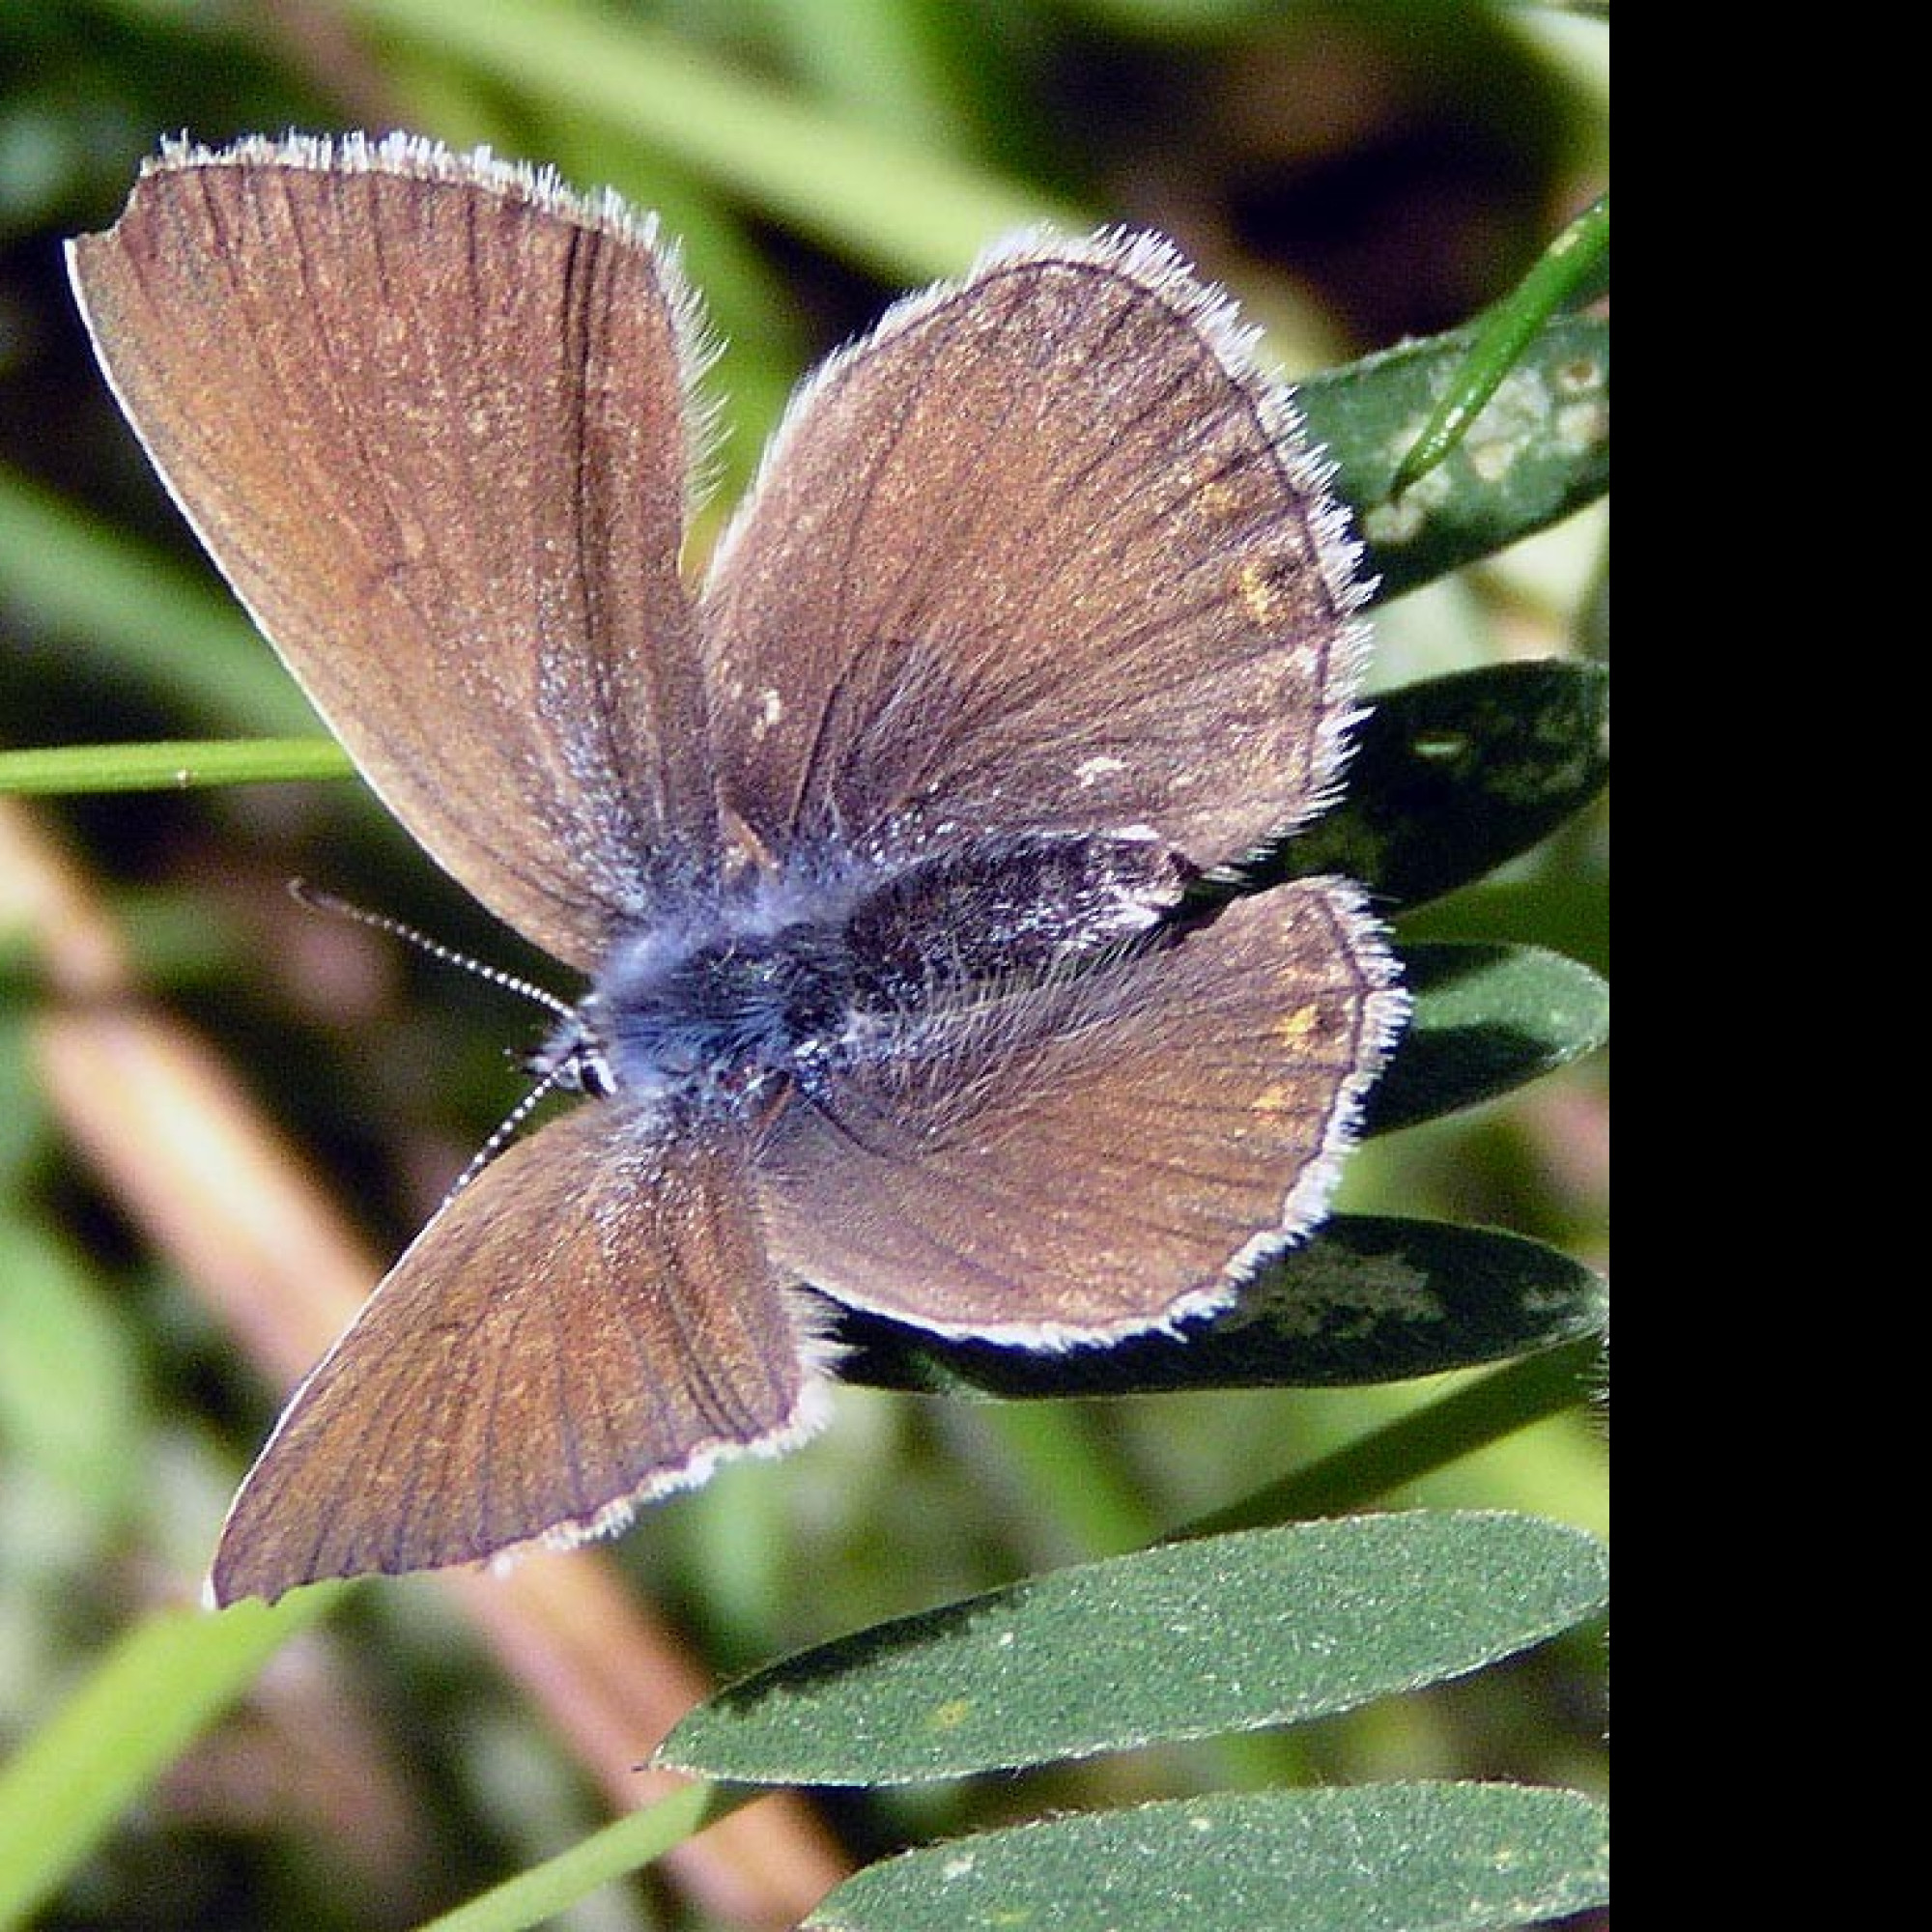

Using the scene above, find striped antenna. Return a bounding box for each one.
[288,878,575,1018]
[289,879,596,1201]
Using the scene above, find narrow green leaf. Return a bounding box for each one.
[0,737,353,796]
[412,1782,744,1932]
[1061,0,1269,32]
[1392,193,1609,492]
[1256,661,1609,908]
[660,1512,1607,1783]
[750,0,984,153]
[837,1216,1605,1398]
[1299,314,1609,601]
[1174,1338,1606,1539]
[807,1781,1609,1932]
[0,1591,341,1928]
[1368,943,1608,1135]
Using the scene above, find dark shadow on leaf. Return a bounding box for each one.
[831,1213,1605,1399]
[1239,661,1609,913]
[1366,940,1607,1134]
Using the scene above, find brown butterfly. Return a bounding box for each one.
[69,134,1405,1605]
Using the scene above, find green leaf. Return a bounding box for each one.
[660,1511,1607,1783]
[807,1781,1609,1932]
[1300,314,1609,601]
[0,1222,143,1521]
[837,1216,1605,1398]
[1258,661,1609,908]
[1392,193,1609,493]
[1369,943,1608,1135]
[1175,1338,1605,1539]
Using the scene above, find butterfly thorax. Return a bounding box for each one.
[552,901,856,1111]
[552,832,1196,1117]
[622,922,854,1089]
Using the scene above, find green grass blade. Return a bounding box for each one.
[0,466,314,735]
[342,0,1080,279]
[0,1222,143,1525]
[1173,1336,1605,1538]
[1300,313,1609,600]
[1393,193,1609,493]
[0,737,352,795]
[412,1782,745,1932]
[0,1591,342,1929]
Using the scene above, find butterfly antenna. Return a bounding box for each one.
[442,1059,577,1202]
[289,883,592,1202]
[288,878,575,1019]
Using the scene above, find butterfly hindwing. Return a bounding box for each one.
[212,1107,825,1605]
[753,879,1405,1343]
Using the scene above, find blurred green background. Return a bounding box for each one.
[0,4,1606,1928]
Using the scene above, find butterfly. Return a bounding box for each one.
[69,133,1406,1605]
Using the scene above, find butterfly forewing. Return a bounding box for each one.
[68,136,720,969]
[753,880,1405,1343]
[212,1107,822,1605]
[699,234,1370,871]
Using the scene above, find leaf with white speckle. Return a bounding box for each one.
[660,1512,1606,1783]
[806,1782,1609,1931]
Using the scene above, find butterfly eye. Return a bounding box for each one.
[518,1006,615,1098]
[570,1051,618,1099]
